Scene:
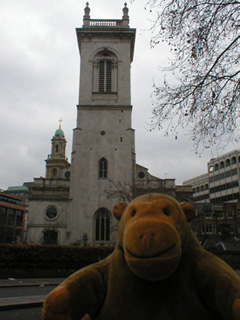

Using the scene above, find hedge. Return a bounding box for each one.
[0,244,114,278]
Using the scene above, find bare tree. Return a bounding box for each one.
[105,181,135,202]
[137,0,240,150]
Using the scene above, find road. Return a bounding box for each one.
[0,285,56,320]
[0,307,43,320]
[0,285,56,298]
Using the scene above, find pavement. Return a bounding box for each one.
[1,271,240,311]
[0,278,64,311]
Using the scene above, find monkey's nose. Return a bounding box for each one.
[139,232,154,247]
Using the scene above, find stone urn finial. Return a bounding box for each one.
[84,2,90,18]
[83,2,90,26]
[123,2,129,18]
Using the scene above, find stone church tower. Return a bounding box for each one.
[7,3,190,246]
[68,3,136,244]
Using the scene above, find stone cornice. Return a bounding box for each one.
[77,104,132,111]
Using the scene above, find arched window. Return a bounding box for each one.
[220,161,224,169]
[232,156,237,164]
[226,159,230,167]
[99,158,108,178]
[214,163,219,171]
[94,208,110,242]
[55,145,59,153]
[93,49,118,93]
[43,230,58,245]
[52,168,57,176]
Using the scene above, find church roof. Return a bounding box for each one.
[54,127,65,138]
[7,186,29,191]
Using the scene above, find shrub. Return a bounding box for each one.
[0,244,114,278]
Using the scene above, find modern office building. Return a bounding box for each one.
[184,149,240,204]
[0,192,28,243]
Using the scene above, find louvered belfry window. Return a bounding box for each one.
[99,60,112,93]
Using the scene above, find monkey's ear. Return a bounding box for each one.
[112,202,128,220]
[180,202,196,222]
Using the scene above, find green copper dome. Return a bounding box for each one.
[54,128,65,138]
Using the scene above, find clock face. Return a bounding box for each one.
[45,206,58,220]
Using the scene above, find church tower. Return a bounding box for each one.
[45,121,69,179]
[68,3,136,244]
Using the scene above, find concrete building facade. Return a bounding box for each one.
[183,150,240,204]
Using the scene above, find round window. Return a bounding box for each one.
[138,171,145,179]
[45,206,58,220]
[100,131,106,136]
[65,171,70,179]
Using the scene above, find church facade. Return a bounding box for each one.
[7,4,191,246]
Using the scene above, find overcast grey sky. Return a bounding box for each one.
[0,0,239,190]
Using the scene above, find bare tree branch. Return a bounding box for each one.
[139,0,240,150]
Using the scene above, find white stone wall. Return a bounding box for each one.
[69,106,135,244]
[27,200,69,244]
[78,36,132,106]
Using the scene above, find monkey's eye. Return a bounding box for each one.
[131,209,137,217]
[163,207,170,216]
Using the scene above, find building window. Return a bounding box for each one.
[7,209,15,226]
[206,223,212,234]
[216,211,223,219]
[16,210,23,227]
[205,211,212,219]
[226,159,230,167]
[232,156,237,164]
[218,225,222,234]
[99,60,112,92]
[52,168,57,176]
[138,171,145,179]
[55,145,59,153]
[45,206,58,220]
[65,171,70,179]
[94,208,110,242]
[0,206,7,226]
[99,158,108,178]
[220,161,224,169]
[214,163,219,171]
[93,50,118,93]
[228,211,233,219]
